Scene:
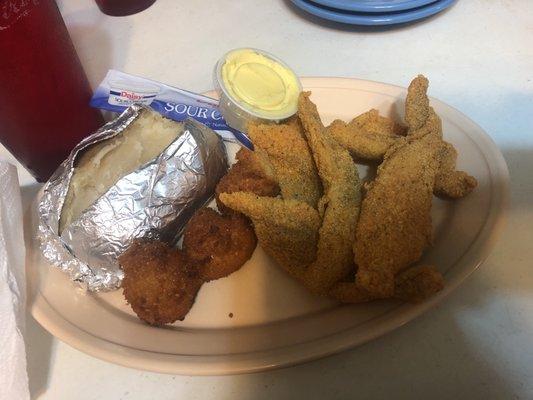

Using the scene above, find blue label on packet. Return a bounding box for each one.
[90,70,253,149]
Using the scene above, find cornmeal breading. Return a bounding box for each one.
[247,118,322,208]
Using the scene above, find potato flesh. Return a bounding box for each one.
[60,111,184,233]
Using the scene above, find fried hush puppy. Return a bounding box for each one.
[119,240,203,326]
[235,145,277,181]
[182,208,257,281]
[120,149,273,325]
[120,208,257,324]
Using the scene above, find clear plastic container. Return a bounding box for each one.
[213,48,302,132]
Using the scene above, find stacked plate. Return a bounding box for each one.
[290,0,457,26]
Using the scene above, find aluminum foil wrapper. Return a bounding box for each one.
[38,104,228,291]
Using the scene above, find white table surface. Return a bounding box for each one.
[2,0,532,398]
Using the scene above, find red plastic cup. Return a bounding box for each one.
[95,0,157,16]
[0,0,105,182]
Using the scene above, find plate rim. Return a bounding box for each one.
[28,76,510,375]
[290,0,456,25]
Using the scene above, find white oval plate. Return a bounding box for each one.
[26,77,509,375]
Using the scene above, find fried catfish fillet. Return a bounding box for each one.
[330,76,476,302]
[327,81,476,199]
[354,132,443,298]
[330,265,445,303]
[327,109,406,160]
[330,76,445,300]
[225,94,362,295]
[297,92,362,294]
[219,192,321,274]
[215,148,280,213]
[247,117,322,208]
[434,141,478,199]
[405,76,477,198]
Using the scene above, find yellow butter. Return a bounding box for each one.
[221,49,300,119]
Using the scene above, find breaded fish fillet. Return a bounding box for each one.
[247,118,322,208]
[215,148,280,213]
[405,75,432,132]
[350,109,407,137]
[235,146,277,183]
[434,142,478,199]
[297,92,362,294]
[331,76,445,299]
[393,265,445,303]
[327,109,406,160]
[405,76,477,198]
[330,76,476,302]
[219,192,321,275]
[330,265,445,303]
[354,131,443,298]
[222,95,361,294]
[326,81,476,199]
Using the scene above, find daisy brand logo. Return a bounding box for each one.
[0,0,40,30]
[120,91,143,101]
[107,80,160,106]
[108,89,158,106]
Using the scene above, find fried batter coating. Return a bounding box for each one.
[326,76,475,199]
[354,133,442,298]
[327,120,398,161]
[327,109,406,160]
[434,142,478,198]
[215,148,279,213]
[352,109,407,136]
[406,76,477,198]
[352,76,445,298]
[405,75,432,132]
[182,208,257,281]
[219,192,321,275]
[119,240,202,326]
[219,77,474,305]
[330,265,444,304]
[248,119,322,208]
[409,107,443,138]
[330,76,475,301]
[297,92,362,294]
[393,265,445,303]
[235,146,277,182]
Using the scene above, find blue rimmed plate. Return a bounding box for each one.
[311,0,438,13]
[291,0,457,26]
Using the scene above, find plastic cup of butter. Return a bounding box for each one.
[213,48,302,132]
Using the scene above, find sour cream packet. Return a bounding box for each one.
[90,69,252,149]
